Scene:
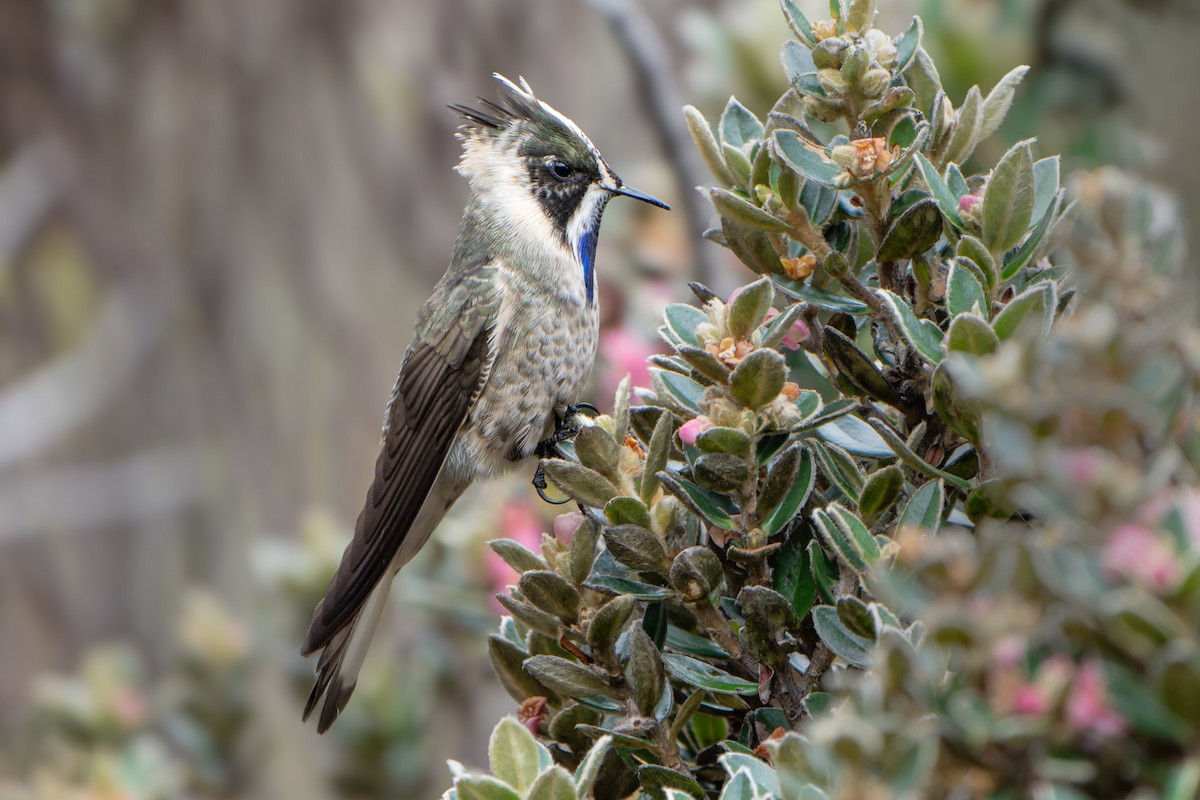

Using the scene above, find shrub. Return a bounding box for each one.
[445,1,1199,798]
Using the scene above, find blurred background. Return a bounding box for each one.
[0,0,1195,796]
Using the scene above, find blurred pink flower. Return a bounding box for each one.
[599,328,658,404]
[1011,684,1051,716]
[553,511,584,543]
[678,416,711,447]
[991,635,1026,669]
[958,193,982,216]
[1101,523,1181,592]
[1058,447,1103,487]
[1065,661,1126,739]
[487,501,544,613]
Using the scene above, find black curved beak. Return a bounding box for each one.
[607,184,670,210]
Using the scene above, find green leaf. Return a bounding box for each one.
[877,198,943,263]
[992,282,1053,341]
[877,289,943,364]
[523,656,609,698]
[822,328,903,406]
[656,369,707,413]
[605,496,652,528]
[982,139,1035,256]
[773,130,842,186]
[897,479,945,532]
[773,277,868,314]
[583,575,673,600]
[454,775,523,800]
[662,653,759,695]
[489,717,546,794]
[1031,156,1060,225]
[858,464,904,522]
[658,471,738,530]
[773,537,817,619]
[781,0,817,47]
[812,504,880,572]
[573,735,612,796]
[815,414,893,458]
[684,105,735,186]
[931,363,981,443]
[781,40,818,85]
[711,188,793,234]
[762,447,815,537]
[719,770,760,800]
[946,313,998,355]
[527,766,576,800]
[956,235,997,295]
[978,65,1030,141]
[639,765,706,800]
[640,408,674,505]
[867,418,972,489]
[488,539,548,574]
[945,259,988,317]
[1001,187,1061,280]
[664,303,709,347]
[718,754,781,796]
[892,16,922,72]
[730,349,788,409]
[946,163,969,200]
[913,153,964,229]
[729,277,775,340]
[944,86,983,167]
[904,48,942,118]
[813,441,865,499]
[666,625,731,659]
[721,97,765,148]
[811,605,873,667]
[541,459,619,508]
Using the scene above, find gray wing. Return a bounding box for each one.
[301,267,503,658]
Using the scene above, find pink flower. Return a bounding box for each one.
[1058,447,1103,488]
[1012,684,1051,715]
[1065,661,1126,739]
[598,328,658,407]
[1101,523,1181,592]
[678,416,711,447]
[553,511,584,543]
[487,501,544,613]
[958,193,982,217]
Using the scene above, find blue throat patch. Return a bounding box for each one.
[577,226,598,305]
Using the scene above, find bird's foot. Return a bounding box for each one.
[531,403,601,505]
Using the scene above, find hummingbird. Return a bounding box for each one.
[301,74,669,732]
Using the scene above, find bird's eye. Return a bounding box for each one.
[548,160,573,181]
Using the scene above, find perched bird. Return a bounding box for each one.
[301,74,668,732]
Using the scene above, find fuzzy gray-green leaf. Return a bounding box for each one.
[877,198,944,262]
[858,464,904,522]
[877,289,943,364]
[604,525,669,574]
[773,130,842,186]
[731,349,788,409]
[711,189,792,234]
[684,105,735,186]
[946,313,998,355]
[982,139,1035,256]
[662,653,759,695]
[822,327,904,406]
[542,459,619,508]
[728,277,775,340]
[524,655,609,699]
[640,408,675,505]
[519,571,581,623]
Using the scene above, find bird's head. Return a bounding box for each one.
[451,75,668,256]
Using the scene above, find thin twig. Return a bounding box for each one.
[586,0,721,287]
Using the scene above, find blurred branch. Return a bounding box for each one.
[0,444,205,541]
[0,288,162,471]
[0,140,63,273]
[586,0,720,287]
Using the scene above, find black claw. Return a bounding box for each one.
[532,462,570,505]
